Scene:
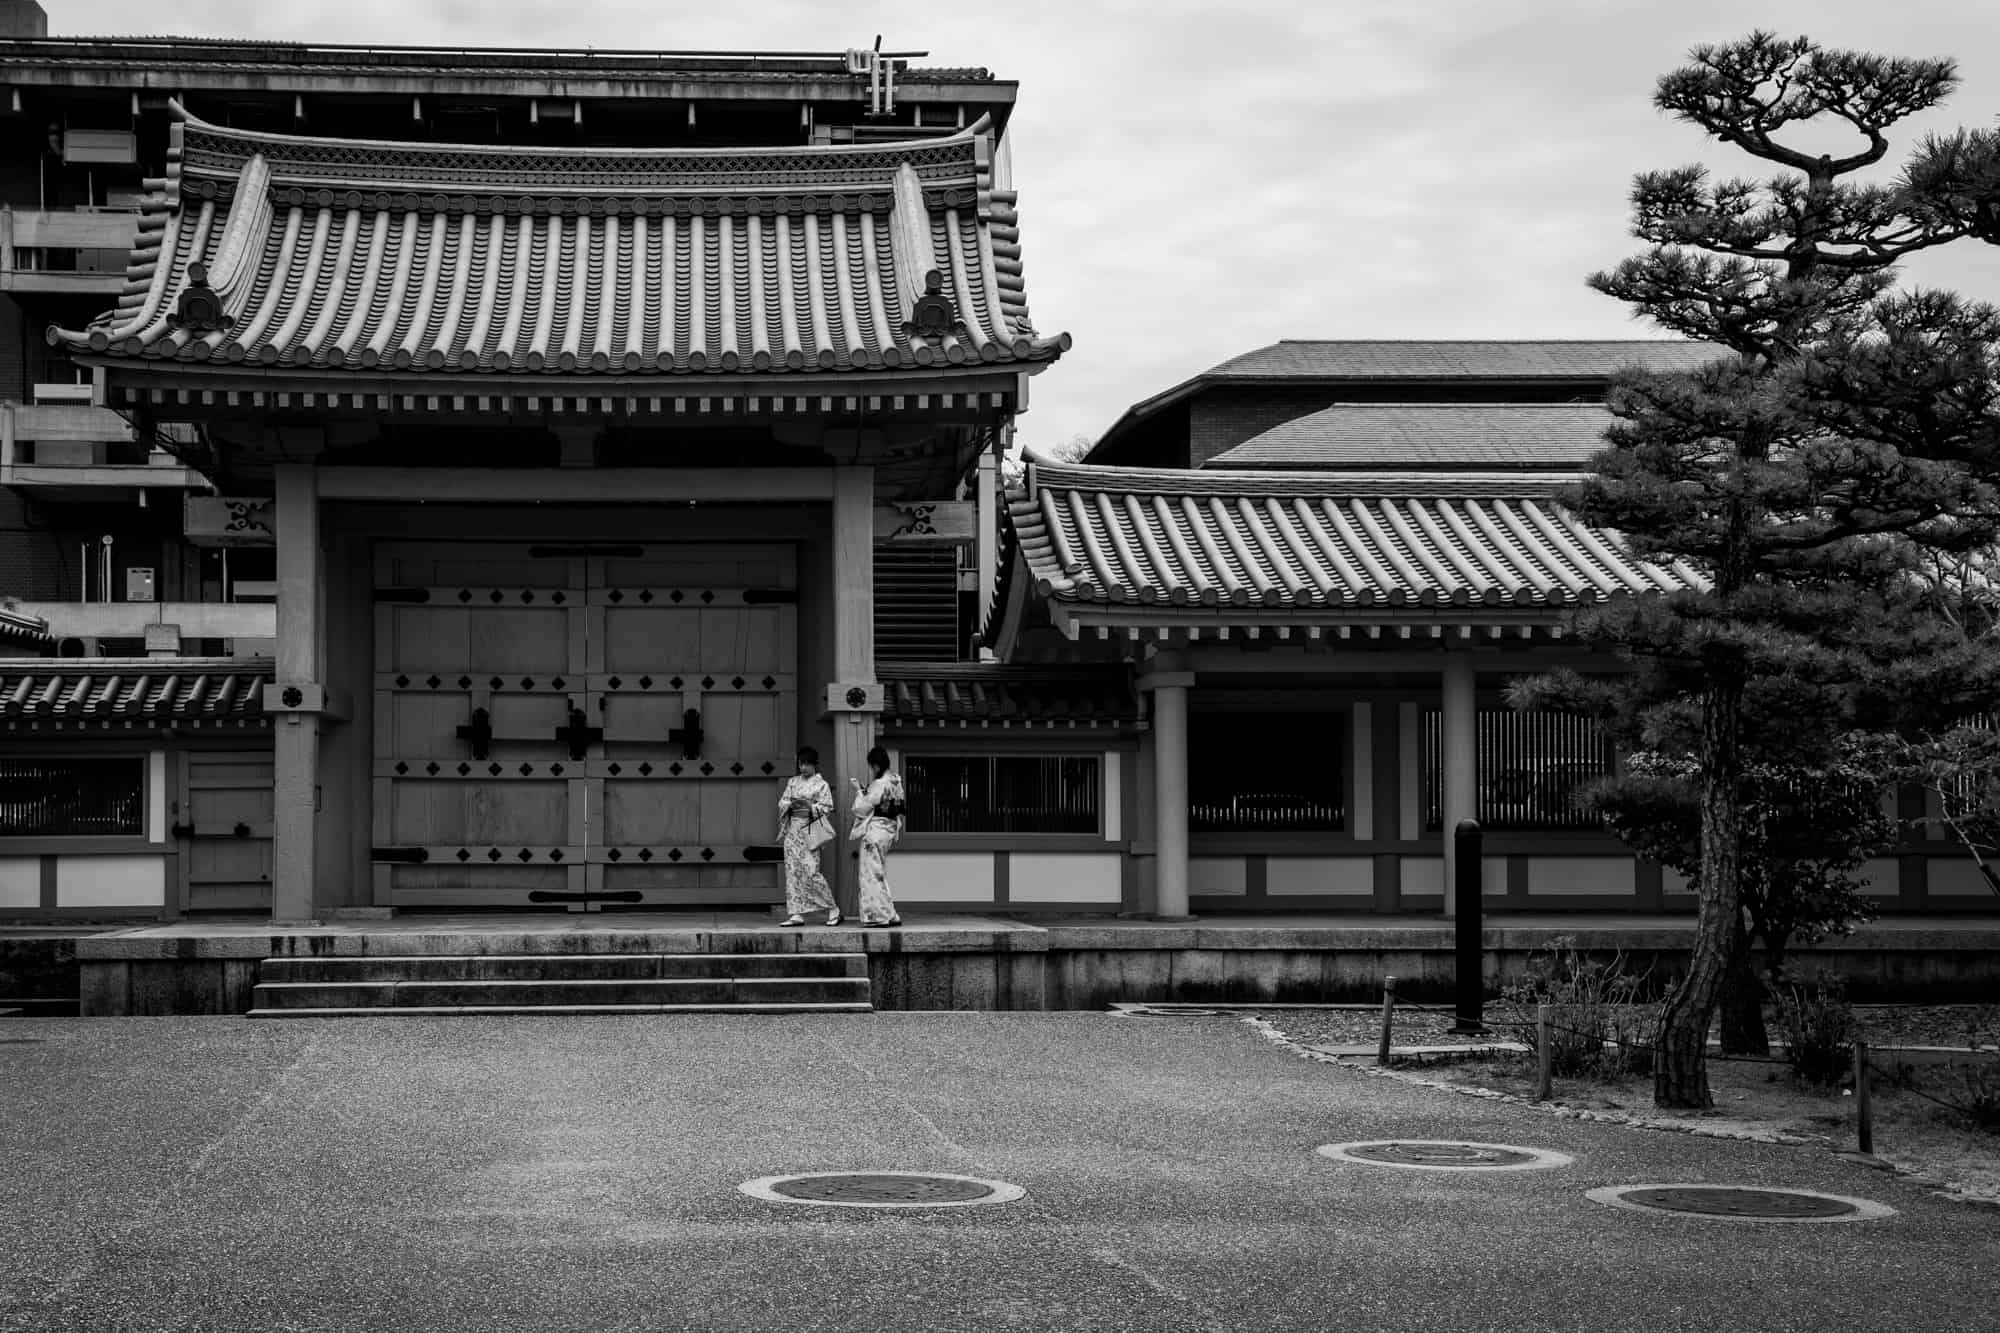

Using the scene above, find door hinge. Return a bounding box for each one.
[372,586,431,602]
[370,847,431,863]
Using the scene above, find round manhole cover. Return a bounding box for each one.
[739,1171,1025,1209]
[1587,1184,1895,1223]
[1316,1141,1573,1172]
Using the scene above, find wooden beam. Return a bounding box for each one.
[314,467,836,502]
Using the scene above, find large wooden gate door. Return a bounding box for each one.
[589,546,797,901]
[372,541,795,909]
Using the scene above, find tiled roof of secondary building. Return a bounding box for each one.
[1205,403,1614,471]
[879,664,1138,728]
[0,607,52,648]
[50,109,1066,380]
[1199,340,1722,382]
[1008,460,1700,626]
[1,658,272,729]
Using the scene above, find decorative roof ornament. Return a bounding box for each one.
[906,271,956,340]
[167,262,233,334]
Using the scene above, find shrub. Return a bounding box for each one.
[1502,935,1654,1081]
[1771,970,1855,1088]
[1938,1059,2000,1133]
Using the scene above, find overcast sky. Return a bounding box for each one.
[44,0,2000,451]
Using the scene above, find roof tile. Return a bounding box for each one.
[879,663,1137,727]
[1206,403,1615,471]
[51,112,1067,379]
[1202,340,1722,381]
[0,658,272,727]
[1011,461,1701,616]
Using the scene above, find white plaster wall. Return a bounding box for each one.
[894,852,994,902]
[1859,858,1901,898]
[1103,751,1122,842]
[148,751,167,843]
[1009,852,1122,904]
[1399,856,1506,899]
[56,856,166,908]
[1190,857,1247,897]
[0,857,39,909]
[1930,859,1996,898]
[1666,860,1903,899]
[1527,856,1636,897]
[1266,856,1374,896]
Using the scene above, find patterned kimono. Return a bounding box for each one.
[850,770,906,923]
[776,772,836,917]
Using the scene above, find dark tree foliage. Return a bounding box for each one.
[1512,33,2000,1108]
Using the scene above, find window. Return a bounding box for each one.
[1189,712,1345,833]
[0,758,145,837]
[904,755,1101,834]
[1423,710,1612,832]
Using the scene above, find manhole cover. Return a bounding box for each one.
[1317,1140,1573,1172]
[1586,1184,1895,1223]
[739,1171,1025,1209]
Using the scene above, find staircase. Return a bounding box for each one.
[246,951,872,1017]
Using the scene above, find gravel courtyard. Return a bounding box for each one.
[2,1012,1996,1333]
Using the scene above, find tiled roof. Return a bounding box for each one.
[50,110,1066,379]
[0,658,272,728]
[879,664,1138,728]
[1205,403,1614,471]
[0,608,52,647]
[1199,340,1722,381]
[1010,460,1701,621]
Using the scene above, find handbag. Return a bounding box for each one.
[803,814,834,851]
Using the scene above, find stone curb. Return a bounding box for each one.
[1238,1015,2000,1213]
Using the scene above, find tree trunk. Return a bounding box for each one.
[1719,911,1770,1056]
[1655,684,1744,1108]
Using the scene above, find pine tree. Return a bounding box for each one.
[1516,34,2000,1108]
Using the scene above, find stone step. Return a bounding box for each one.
[244,1002,875,1018]
[250,976,871,1011]
[260,953,867,984]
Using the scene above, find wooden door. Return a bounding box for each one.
[588,545,796,901]
[372,542,586,907]
[177,752,274,912]
[372,540,795,909]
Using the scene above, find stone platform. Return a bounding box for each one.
[36,912,2000,1015]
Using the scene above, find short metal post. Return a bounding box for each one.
[1377,975,1397,1065]
[1535,1003,1553,1102]
[1854,1038,1874,1155]
[1453,818,1483,1032]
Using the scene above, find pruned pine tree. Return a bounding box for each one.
[1514,33,2000,1108]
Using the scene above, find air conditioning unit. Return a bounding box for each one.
[56,636,97,658]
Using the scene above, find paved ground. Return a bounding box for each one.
[2,1013,1996,1333]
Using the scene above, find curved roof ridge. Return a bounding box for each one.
[1024,455,1583,500]
[168,102,990,170]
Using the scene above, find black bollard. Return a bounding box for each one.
[1453,819,1483,1033]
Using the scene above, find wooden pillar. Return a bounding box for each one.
[975,435,1000,632]
[1139,664,1195,921]
[829,466,880,913]
[1440,650,1476,919]
[269,464,323,925]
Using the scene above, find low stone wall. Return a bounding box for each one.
[54,918,2000,1015]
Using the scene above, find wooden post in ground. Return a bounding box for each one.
[1854,1038,1874,1155]
[1377,975,1397,1065]
[1535,1004,1553,1101]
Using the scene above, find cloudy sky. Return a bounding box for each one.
[44,0,2000,451]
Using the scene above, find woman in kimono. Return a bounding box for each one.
[849,746,905,928]
[776,746,839,927]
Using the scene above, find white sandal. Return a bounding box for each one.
[825,909,842,927]
[780,914,806,927]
